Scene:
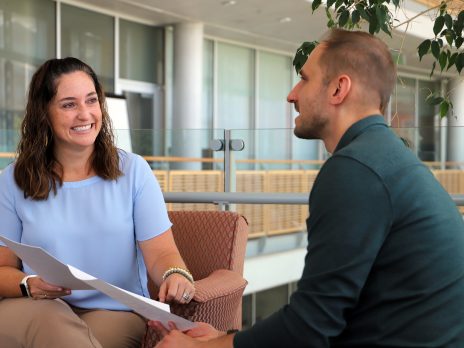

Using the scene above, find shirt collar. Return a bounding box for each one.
[334,115,388,153]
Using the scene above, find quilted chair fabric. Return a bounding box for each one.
[142,210,249,347]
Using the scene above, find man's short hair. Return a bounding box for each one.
[319,29,396,113]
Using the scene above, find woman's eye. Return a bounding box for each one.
[62,102,75,109]
[87,97,98,104]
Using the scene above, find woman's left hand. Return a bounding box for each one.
[158,273,195,304]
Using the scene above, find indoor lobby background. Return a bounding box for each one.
[1,0,463,330]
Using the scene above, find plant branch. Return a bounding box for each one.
[393,1,448,29]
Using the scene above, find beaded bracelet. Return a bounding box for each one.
[162,267,194,284]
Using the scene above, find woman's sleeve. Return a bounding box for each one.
[132,156,172,241]
[0,166,22,245]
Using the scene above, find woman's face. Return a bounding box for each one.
[48,71,102,154]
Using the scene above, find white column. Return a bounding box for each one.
[172,22,204,169]
[447,79,464,165]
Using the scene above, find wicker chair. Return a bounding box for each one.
[142,210,249,347]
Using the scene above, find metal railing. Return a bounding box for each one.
[164,192,464,207]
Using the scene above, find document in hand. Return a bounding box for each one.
[0,235,196,331]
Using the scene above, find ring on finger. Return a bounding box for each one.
[182,292,190,301]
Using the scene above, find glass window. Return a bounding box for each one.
[257,51,292,129]
[390,77,416,149]
[61,4,114,92]
[256,51,293,166]
[119,19,163,84]
[0,0,55,151]
[216,42,254,130]
[418,80,440,161]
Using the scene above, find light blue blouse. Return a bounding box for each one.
[0,151,171,310]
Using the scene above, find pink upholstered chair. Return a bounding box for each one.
[142,210,249,347]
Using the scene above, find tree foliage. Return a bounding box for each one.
[296,0,464,118]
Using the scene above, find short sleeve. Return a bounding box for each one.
[131,155,172,241]
[0,165,22,245]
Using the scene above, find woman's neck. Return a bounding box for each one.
[54,146,96,182]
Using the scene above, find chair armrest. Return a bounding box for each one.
[192,269,247,303]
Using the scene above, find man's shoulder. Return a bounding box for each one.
[334,125,422,178]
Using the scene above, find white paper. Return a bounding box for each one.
[0,235,196,331]
[0,236,92,289]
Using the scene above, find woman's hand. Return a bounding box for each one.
[158,273,195,304]
[27,276,71,300]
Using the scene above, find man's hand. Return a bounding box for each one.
[149,321,234,348]
[148,321,223,342]
[154,330,203,348]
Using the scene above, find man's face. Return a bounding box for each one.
[287,45,329,140]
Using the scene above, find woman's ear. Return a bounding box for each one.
[329,75,351,105]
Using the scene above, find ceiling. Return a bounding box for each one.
[67,0,456,76]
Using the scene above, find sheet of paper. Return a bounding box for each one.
[0,235,197,330]
[68,266,196,331]
[0,235,92,289]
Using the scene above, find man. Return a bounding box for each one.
[151,29,464,347]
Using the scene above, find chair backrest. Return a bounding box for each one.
[167,210,248,280]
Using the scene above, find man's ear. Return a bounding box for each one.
[329,75,351,105]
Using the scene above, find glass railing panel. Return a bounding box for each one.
[0,128,20,172]
[119,128,226,212]
[228,128,324,241]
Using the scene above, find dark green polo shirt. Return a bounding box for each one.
[235,115,464,348]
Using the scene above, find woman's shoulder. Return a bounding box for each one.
[0,162,15,182]
[118,150,150,174]
[0,162,19,195]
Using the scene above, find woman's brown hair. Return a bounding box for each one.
[14,57,122,200]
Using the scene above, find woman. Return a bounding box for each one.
[0,57,195,348]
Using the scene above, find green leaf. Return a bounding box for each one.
[339,9,350,27]
[458,10,464,25]
[434,16,445,36]
[357,5,369,21]
[456,52,464,73]
[417,39,431,60]
[292,41,318,74]
[439,100,449,117]
[335,0,344,9]
[368,11,379,34]
[456,36,464,49]
[439,51,447,71]
[312,0,322,12]
[425,94,443,105]
[440,2,447,16]
[327,0,337,7]
[381,22,391,36]
[444,14,453,30]
[447,52,458,70]
[431,40,440,59]
[351,10,360,25]
[430,61,436,77]
[375,4,387,24]
[445,30,454,46]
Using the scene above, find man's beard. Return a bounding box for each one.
[293,113,327,140]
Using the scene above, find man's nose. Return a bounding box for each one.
[287,85,298,103]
